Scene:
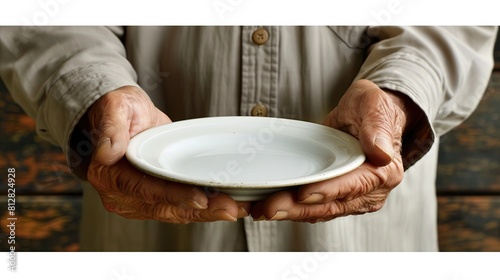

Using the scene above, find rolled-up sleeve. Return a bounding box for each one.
[356,26,497,168]
[0,26,138,159]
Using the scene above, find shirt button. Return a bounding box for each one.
[250,104,268,117]
[252,28,269,45]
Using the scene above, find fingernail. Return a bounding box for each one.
[184,199,207,210]
[214,210,237,222]
[374,137,394,159]
[270,210,288,221]
[300,193,324,204]
[238,207,249,218]
[254,215,267,221]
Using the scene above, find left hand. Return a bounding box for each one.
[250,79,420,222]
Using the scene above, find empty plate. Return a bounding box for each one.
[126,116,365,200]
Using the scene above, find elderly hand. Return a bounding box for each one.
[250,79,422,222]
[85,86,249,224]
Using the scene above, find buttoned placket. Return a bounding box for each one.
[240,26,280,251]
[240,26,279,118]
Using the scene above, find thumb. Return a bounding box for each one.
[89,87,173,166]
[324,107,395,167]
[88,90,133,166]
[365,130,395,167]
[358,97,402,167]
[93,108,130,166]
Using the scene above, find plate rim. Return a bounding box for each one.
[126,116,366,189]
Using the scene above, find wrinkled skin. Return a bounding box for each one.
[86,86,250,224]
[84,79,421,224]
[250,79,422,222]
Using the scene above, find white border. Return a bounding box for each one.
[1,0,500,25]
[2,252,500,279]
[1,1,499,280]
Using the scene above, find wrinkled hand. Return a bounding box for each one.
[86,86,249,224]
[251,79,421,222]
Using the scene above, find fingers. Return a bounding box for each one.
[237,201,252,218]
[88,158,209,209]
[249,187,338,221]
[297,162,378,203]
[251,191,341,221]
[155,192,239,223]
[88,157,250,223]
[250,191,294,220]
[298,154,404,206]
[103,192,240,224]
[251,158,403,222]
[251,188,388,222]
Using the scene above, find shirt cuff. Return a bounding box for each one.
[35,62,139,179]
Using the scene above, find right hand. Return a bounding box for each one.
[85,86,248,224]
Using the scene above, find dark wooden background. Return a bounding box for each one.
[1,35,500,252]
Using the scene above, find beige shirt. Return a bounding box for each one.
[0,26,496,251]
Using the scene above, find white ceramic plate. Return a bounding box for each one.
[126,116,365,201]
